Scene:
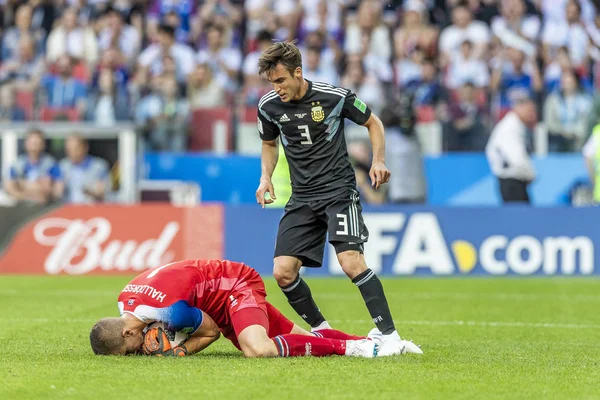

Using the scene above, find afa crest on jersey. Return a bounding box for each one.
[311,101,325,122]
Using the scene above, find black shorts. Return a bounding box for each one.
[274,189,369,267]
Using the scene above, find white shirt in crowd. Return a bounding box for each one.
[491,14,541,42]
[540,0,595,24]
[439,21,490,56]
[98,24,141,61]
[485,111,535,182]
[196,47,242,89]
[139,43,196,81]
[446,54,490,89]
[542,22,589,66]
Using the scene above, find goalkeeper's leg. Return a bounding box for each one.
[232,307,375,358]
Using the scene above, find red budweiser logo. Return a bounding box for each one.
[33,217,179,274]
[0,204,223,275]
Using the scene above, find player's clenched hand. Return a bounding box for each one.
[369,161,391,190]
[142,327,172,355]
[256,178,276,208]
[142,327,187,357]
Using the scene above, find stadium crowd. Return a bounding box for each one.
[2,0,600,205]
[1,0,600,153]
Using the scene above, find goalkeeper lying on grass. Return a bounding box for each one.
[89,259,420,358]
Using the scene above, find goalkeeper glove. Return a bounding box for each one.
[142,327,188,357]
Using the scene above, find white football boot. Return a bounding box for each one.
[368,328,423,356]
[345,339,377,358]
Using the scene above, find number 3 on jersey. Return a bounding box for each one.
[298,125,313,145]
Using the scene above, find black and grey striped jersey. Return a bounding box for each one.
[257,80,372,201]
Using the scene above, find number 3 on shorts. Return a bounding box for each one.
[335,213,348,235]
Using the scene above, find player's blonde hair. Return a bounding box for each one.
[258,41,302,78]
[89,318,126,355]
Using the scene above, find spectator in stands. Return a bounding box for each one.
[242,29,274,105]
[542,0,589,68]
[544,46,574,93]
[245,0,293,42]
[380,92,427,204]
[340,55,384,115]
[445,82,489,151]
[92,48,129,95]
[87,68,130,125]
[138,24,196,83]
[41,54,88,116]
[543,69,592,152]
[344,0,393,82]
[138,75,189,151]
[98,7,141,67]
[46,7,99,67]
[490,0,540,52]
[393,0,438,59]
[446,40,490,89]
[196,0,243,46]
[486,95,537,204]
[3,128,57,204]
[188,63,226,109]
[299,0,340,41]
[146,0,198,44]
[0,85,26,121]
[490,47,542,112]
[439,2,491,66]
[302,46,339,86]
[395,45,425,88]
[196,23,242,92]
[270,0,301,42]
[0,35,46,92]
[405,56,444,109]
[1,4,45,61]
[348,141,387,205]
[299,30,341,73]
[54,134,110,204]
[29,0,57,35]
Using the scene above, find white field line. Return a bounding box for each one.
[316,292,600,302]
[4,318,600,330]
[329,319,600,330]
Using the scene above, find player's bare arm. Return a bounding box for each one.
[181,311,221,355]
[256,138,279,208]
[363,113,391,190]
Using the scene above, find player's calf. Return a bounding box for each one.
[241,340,279,358]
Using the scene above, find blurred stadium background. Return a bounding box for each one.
[0,0,599,276]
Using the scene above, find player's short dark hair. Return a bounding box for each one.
[104,6,124,20]
[158,24,175,37]
[258,41,302,78]
[256,30,273,43]
[90,318,126,356]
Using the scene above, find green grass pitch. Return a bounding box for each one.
[1,276,599,399]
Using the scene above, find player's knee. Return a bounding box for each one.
[241,341,277,358]
[273,262,297,286]
[337,251,367,280]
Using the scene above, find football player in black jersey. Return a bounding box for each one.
[255,42,422,356]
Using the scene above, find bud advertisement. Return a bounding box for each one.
[1,204,598,276]
[0,205,223,275]
[225,206,599,276]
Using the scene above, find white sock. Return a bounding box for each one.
[383,330,400,339]
[311,321,332,331]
